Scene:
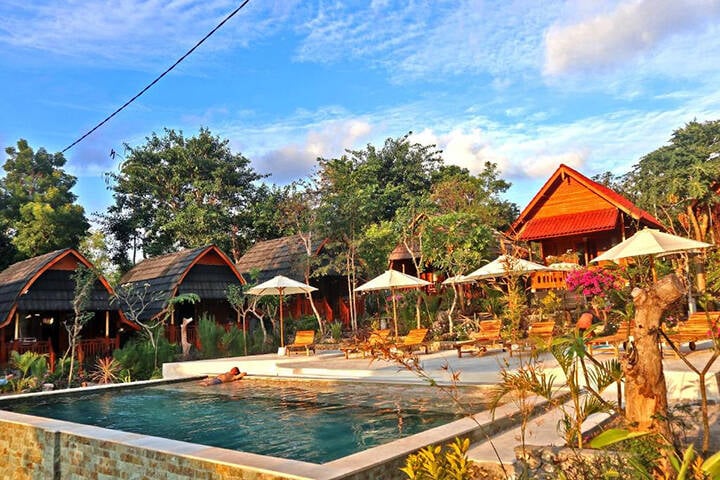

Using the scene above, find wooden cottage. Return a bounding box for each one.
[118,245,244,344]
[0,249,133,369]
[508,164,664,289]
[236,234,358,326]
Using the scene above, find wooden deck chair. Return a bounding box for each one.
[587,321,634,357]
[453,320,504,357]
[393,328,430,356]
[525,321,555,351]
[664,311,720,355]
[286,330,316,356]
[339,329,391,359]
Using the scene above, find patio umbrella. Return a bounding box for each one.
[355,270,431,337]
[246,275,317,348]
[465,255,548,281]
[591,228,712,280]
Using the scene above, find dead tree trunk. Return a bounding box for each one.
[623,274,684,439]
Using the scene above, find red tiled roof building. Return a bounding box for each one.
[508,164,664,265]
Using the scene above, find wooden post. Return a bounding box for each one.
[105,311,110,338]
[623,274,684,439]
[14,313,19,340]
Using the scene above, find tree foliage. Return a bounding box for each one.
[621,120,720,241]
[0,139,89,265]
[101,128,266,270]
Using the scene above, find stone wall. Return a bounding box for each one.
[514,445,632,479]
[0,411,323,480]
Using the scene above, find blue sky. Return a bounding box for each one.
[1,0,719,221]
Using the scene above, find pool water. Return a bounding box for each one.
[3,379,473,463]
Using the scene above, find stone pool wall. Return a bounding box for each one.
[0,410,326,479]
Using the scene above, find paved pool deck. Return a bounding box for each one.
[163,342,720,469]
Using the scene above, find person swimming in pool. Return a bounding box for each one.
[199,367,247,386]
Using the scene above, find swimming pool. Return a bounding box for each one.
[2,378,475,464]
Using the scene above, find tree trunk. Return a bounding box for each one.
[623,274,684,439]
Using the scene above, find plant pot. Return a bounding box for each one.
[277,347,287,356]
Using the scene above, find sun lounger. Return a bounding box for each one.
[664,311,720,353]
[587,321,634,357]
[339,329,390,359]
[286,330,316,356]
[393,328,430,356]
[453,320,504,357]
[525,321,555,351]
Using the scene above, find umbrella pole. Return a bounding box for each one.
[392,288,399,338]
[280,291,285,348]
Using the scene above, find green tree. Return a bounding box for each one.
[0,139,89,263]
[102,128,266,270]
[315,134,444,330]
[65,265,97,385]
[622,120,720,241]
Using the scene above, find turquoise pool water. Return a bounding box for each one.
[3,379,470,463]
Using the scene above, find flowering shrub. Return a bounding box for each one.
[565,267,623,298]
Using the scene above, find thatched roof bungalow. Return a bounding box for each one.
[236,235,352,324]
[118,245,244,329]
[0,248,132,368]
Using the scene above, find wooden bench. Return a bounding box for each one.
[339,329,390,359]
[393,328,430,356]
[286,330,316,356]
[587,321,634,357]
[664,312,720,352]
[453,320,504,357]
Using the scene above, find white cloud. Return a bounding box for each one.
[295,0,561,81]
[225,116,374,184]
[544,0,720,76]
[0,0,298,67]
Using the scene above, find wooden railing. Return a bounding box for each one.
[530,271,568,290]
[77,337,119,365]
[3,339,56,371]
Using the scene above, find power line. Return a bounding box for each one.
[62,0,252,153]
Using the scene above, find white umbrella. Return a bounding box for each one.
[246,275,317,348]
[591,228,712,263]
[465,255,549,281]
[355,270,431,337]
[442,274,471,285]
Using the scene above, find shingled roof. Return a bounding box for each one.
[118,245,243,321]
[0,249,120,328]
[235,234,326,284]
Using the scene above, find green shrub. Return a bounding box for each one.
[330,321,343,341]
[400,437,473,479]
[220,323,245,357]
[197,314,223,359]
[114,336,177,380]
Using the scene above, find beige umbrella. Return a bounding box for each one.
[465,255,549,281]
[246,275,317,348]
[355,270,431,337]
[591,228,712,280]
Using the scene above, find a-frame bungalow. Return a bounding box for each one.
[118,245,245,345]
[236,234,358,326]
[508,164,665,289]
[0,248,133,369]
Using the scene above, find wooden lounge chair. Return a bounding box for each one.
[286,330,316,356]
[339,329,391,359]
[526,321,555,351]
[664,311,720,353]
[453,320,504,358]
[393,328,430,356]
[587,321,634,357]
